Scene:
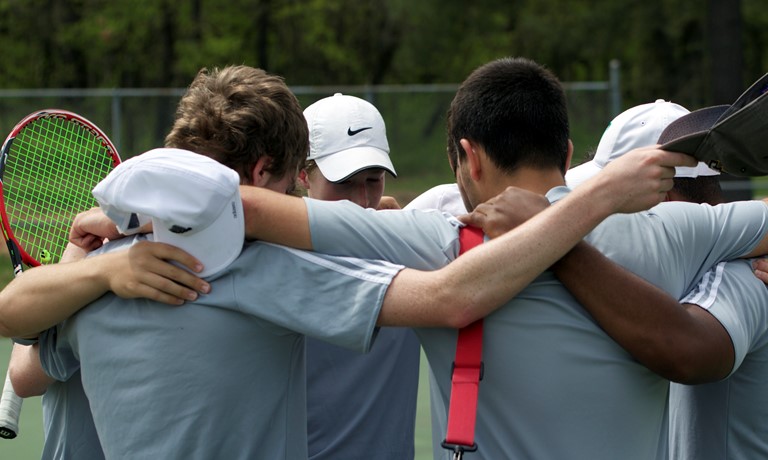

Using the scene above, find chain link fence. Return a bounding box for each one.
[0,62,759,199]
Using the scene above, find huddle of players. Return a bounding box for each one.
[2,58,768,460]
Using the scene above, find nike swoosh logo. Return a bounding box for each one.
[347,127,373,136]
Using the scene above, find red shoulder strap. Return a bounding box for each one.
[457,225,484,257]
[442,225,484,458]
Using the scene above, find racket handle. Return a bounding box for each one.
[0,370,22,439]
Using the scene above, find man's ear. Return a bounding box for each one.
[297,169,311,190]
[565,139,574,171]
[250,156,273,187]
[459,139,482,181]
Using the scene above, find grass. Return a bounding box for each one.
[0,253,44,459]
[0,345,44,460]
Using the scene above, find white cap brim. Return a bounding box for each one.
[565,160,602,188]
[314,146,397,182]
[674,162,721,178]
[152,194,244,278]
[566,157,719,187]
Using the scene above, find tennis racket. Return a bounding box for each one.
[0,109,121,439]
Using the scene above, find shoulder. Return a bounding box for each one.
[683,260,768,368]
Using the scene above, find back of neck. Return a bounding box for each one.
[480,167,565,201]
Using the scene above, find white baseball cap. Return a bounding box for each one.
[566,99,718,188]
[304,93,396,182]
[92,148,245,278]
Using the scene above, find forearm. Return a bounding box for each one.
[553,242,734,383]
[239,186,312,249]
[0,256,112,338]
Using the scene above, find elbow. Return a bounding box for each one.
[421,283,468,329]
[432,281,491,329]
[663,360,730,385]
[0,292,36,339]
[651,360,699,384]
[442,312,473,330]
[446,305,480,329]
[438,292,482,329]
[8,368,41,398]
[0,313,26,339]
[0,292,21,337]
[658,364,719,385]
[0,314,14,338]
[7,346,50,398]
[0,320,39,344]
[642,347,730,385]
[8,373,46,398]
[413,272,492,329]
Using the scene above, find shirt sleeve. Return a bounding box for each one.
[305,197,462,270]
[588,200,768,298]
[655,200,768,263]
[38,324,81,382]
[680,260,768,376]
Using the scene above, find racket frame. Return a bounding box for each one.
[0,109,120,267]
[0,109,120,440]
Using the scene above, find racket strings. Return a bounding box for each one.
[3,117,115,264]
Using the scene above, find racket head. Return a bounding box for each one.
[0,109,121,267]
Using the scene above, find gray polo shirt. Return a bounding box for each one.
[305,189,768,460]
[670,259,768,459]
[40,236,403,460]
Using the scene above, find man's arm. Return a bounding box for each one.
[8,343,53,397]
[0,242,209,338]
[552,242,734,384]
[466,200,735,383]
[244,148,693,244]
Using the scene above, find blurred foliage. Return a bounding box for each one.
[0,0,764,108]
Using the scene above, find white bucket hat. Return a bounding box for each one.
[92,148,245,278]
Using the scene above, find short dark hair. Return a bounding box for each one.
[447,57,570,174]
[671,176,725,205]
[165,65,308,183]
